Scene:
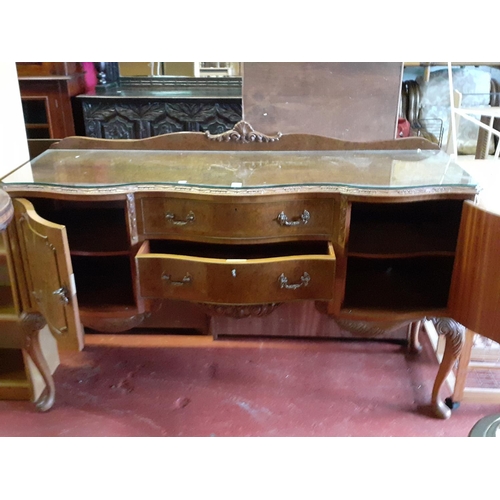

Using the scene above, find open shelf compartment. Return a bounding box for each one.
[343,256,454,311]
[27,198,130,254]
[348,200,464,256]
[71,254,136,310]
[0,349,31,400]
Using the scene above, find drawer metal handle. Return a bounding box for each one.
[161,272,192,286]
[52,286,70,305]
[165,211,195,226]
[279,272,310,290]
[276,210,310,226]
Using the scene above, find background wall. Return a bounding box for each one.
[0,62,29,178]
[242,62,403,141]
[119,62,196,77]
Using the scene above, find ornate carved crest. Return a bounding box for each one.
[206,120,282,143]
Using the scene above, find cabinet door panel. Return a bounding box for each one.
[449,201,500,343]
[13,198,83,350]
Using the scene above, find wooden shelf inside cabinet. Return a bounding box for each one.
[0,331,59,403]
[0,349,31,400]
[0,286,16,315]
[17,62,86,139]
[27,198,130,255]
[343,256,455,311]
[71,254,136,310]
[21,96,52,139]
[63,208,129,255]
[25,124,51,130]
[348,200,464,257]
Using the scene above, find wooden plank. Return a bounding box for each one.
[462,387,500,404]
[467,362,500,370]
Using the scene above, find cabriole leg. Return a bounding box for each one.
[407,320,422,354]
[22,313,55,412]
[430,318,465,419]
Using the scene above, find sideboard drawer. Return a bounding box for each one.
[137,197,334,240]
[136,240,336,304]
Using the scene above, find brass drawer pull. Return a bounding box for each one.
[161,272,192,286]
[276,209,310,226]
[279,272,310,289]
[165,211,195,226]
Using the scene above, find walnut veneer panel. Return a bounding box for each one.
[242,63,403,141]
[136,241,335,305]
[448,201,500,344]
[210,301,410,340]
[138,196,335,241]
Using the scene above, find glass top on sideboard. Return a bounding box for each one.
[1,148,477,191]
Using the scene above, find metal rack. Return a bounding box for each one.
[411,118,444,146]
[400,79,444,147]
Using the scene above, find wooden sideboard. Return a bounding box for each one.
[1,121,494,419]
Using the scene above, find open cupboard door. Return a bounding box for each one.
[448,200,500,344]
[12,198,84,350]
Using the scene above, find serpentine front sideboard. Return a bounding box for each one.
[2,120,497,419]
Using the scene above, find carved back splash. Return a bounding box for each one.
[51,121,439,152]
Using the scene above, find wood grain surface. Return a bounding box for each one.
[242,62,403,141]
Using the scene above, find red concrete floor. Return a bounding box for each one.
[0,331,497,436]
